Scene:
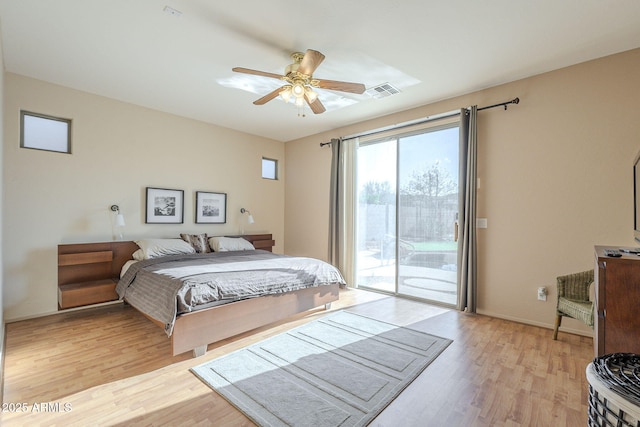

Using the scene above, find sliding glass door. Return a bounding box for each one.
[356,124,459,306]
[356,139,397,293]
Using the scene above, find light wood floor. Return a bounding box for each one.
[1,288,593,426]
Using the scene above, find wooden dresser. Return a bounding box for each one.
[594,246,640,357]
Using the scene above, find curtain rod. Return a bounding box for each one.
[477,97,519,111]
[319,97,520,147]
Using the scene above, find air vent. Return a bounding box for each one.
[365,83,401,99]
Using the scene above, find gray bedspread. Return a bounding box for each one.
[116,250,345,336]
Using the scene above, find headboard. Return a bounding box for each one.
[57,234,275,309]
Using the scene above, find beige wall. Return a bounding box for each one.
[3,73,285,321]
[285,48,640,335]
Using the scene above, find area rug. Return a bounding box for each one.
[191,310,452,427]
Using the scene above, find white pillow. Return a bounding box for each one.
[134,238,196,259]
[132,249,145,261]
[209,236,255,252]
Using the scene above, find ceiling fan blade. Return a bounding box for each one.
[297,49,325,76]
[316,79,366,94]
[305,94,326,114]
[253,86,286,105]
[232,67,283,80]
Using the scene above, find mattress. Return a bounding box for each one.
[116,250,345,335]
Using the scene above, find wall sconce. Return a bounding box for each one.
[240,208,255,224]
[110,204,126,240]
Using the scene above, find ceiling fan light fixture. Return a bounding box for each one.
[280,86,292,103]
[305,87,318,103]
[294,96,304,107]
[292,82,305,97]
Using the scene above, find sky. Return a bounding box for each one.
[358,125,459,192]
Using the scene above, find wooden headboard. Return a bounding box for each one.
[57,234,275,310]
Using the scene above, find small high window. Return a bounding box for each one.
[20,111,71,154]
[262,157,278,180]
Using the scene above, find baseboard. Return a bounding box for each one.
[476,309,594,338]
[4,300,123,324]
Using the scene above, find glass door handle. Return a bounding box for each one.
[454,221,459,242]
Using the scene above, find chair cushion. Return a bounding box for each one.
[558,297,594,327]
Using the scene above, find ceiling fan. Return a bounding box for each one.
[232,49,366,115]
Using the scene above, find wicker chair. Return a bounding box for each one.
[553,269,595,340]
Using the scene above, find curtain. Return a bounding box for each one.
[328,137,358,285]
[328,138,342,266]
[457,106,478,312]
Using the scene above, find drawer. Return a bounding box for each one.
[58,279,118,309]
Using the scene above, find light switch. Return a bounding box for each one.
[476,218,488,228]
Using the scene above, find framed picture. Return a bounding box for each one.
[145,187,184,224]
[195,191,227,224]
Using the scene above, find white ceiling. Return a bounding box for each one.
[1,0,639,142]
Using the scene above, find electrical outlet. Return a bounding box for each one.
[537,286,547,301]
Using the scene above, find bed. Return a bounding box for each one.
[58,234,343,357]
